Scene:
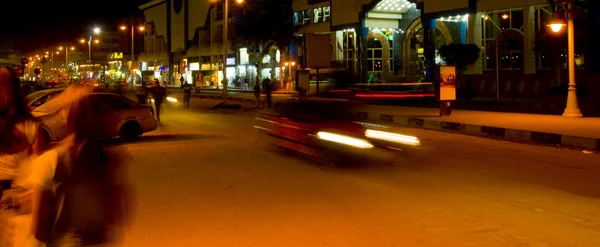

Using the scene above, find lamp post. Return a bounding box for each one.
[121,20,146,90]
[548,0,582,117]
[284,61,295,91]
[220,0,244,97]
[80,27,101,79]
[58,44,76,80]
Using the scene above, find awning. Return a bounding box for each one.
[138,52,154,62]
[186,44,201,57]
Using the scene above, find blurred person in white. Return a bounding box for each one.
[28,88,134,247]
[0,66,46,247]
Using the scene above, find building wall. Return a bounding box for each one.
[330,0,369,27]
[171,0,186,52]
[189,0,210,38]
[143,1,168,39]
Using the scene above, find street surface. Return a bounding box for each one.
[117,98,600,247]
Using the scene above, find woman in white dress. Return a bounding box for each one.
[0,67,46,246]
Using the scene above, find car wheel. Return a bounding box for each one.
[119,122,142,142]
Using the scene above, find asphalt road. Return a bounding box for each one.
[116,98,600,247]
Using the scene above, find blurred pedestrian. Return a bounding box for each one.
[0,66,47,247]
[182,81,192,109]
[262,79,273,108]
[253,82,261,107]
[150,80,167,122]
[29,92,133,246]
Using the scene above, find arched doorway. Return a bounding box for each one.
[401,17,454,78]
[366,31,391,77]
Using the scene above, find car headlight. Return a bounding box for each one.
[167,97,177,102]
[316,131,374,149]
[365,129,420,146]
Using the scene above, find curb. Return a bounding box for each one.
[353,110,600,151]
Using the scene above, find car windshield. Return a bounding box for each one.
[32,92,65,114]
[25,91,47,103]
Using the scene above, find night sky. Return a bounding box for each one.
[0,0,148,54]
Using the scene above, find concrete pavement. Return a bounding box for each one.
[114,98,600,246]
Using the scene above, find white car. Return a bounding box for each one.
[32,92,158,142]
[25,89,64,110]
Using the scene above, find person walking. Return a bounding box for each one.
[262,79,273,108]
[29,92,133,247]
[0,66,47,247]
[150,79,167,122]
[253,82,261,107]
[182,80,192,109]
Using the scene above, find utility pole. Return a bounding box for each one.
[131,15,136,90]
[221,0,229,96]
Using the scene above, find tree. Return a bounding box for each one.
[234,0,296,88]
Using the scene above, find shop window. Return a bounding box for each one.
[239,48,249,65]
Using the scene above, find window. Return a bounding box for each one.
[343,31,356,72]
[239,48,249,65]
[366,36,393,72]
[482,8,525,70]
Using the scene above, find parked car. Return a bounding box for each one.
[25,89,64,110]
[255,98,420,166]
[32,92,158,142]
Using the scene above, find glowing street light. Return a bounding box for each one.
[236,0,243,3]
[548,1,581,117]
[139,26,145,31]
[120,25,127,30]
[93,27,101,34]
[94,39,100,44]
[547,12,566,33]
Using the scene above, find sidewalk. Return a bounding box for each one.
[186,91,600,151]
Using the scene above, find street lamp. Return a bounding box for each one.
[284,61,295,91]
[547,1,582,117]
[218,0,244,96]
[120,20,146,90]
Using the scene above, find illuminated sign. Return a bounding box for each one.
[295,6,330,26]
[111,52,123,59]
[226,57,236,66]
[189,62,200,71]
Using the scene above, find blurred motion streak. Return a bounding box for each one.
[316,131,374,149]
[355,93,435,98]
[365,129,420,146]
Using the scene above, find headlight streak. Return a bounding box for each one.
[316,131,374,149]
[365,129,420,146]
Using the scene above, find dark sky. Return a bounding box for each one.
[0,0,148,53]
